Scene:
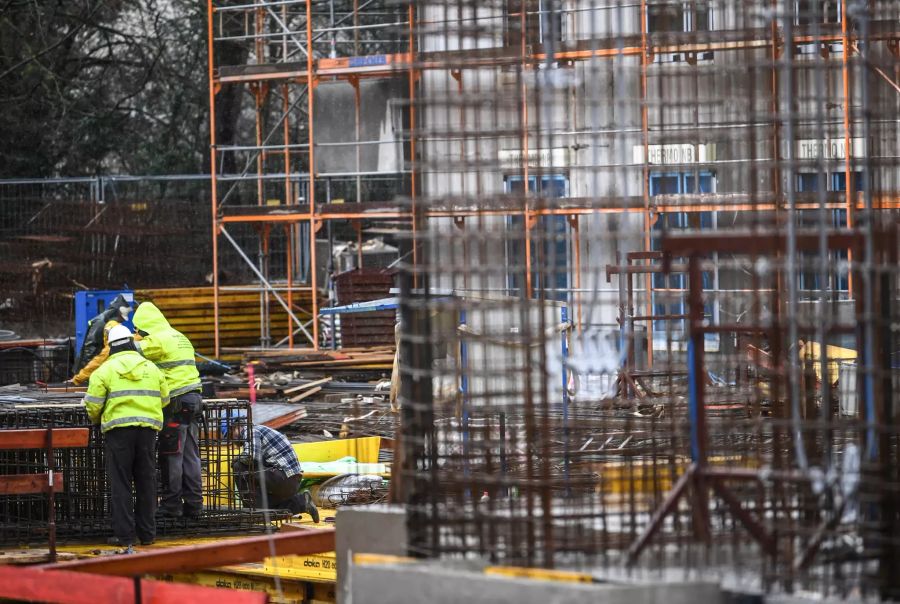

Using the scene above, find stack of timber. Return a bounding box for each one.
[209,348,394,400]
[243,347,394,373]
[136,286,316,359]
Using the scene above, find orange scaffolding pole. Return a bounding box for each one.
[640,0,652,368]
[208,0,221,357]
[569,215,582,333]
[284,83,294,348]
[307,0,319,349]
[841,1,854,296]
[408,3,419,282]
[519,0,532,299]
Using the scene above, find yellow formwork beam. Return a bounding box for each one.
[484,566,595,584]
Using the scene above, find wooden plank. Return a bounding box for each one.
[264,408,309,430]
[288,386,322,403]
[139,285,314,298]
[0,566,267,604]
[0,428,90,450]
[168,320,279,331]
[0,474,64,495]
[283,376,333,394]
[242,346,393,358]
[155,301,306,313]
[284,357,394,368]
[0,550,79,565]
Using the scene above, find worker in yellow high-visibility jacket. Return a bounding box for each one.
[71,294,136,385]
[83,324,169,551]
[132,301,204,520]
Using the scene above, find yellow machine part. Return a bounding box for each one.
[292,436,381,464]
[484,566,595,583]
[800,341,857,385]
[591,456,758,495]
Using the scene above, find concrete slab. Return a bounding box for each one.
[336,504,408,603]
[347,560,724,604]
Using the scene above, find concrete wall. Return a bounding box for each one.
[336,505,409,604]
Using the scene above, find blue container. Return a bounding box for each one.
[74,290,135,356]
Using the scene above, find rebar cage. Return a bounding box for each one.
[0,399,289,544]
[395,0,900,598]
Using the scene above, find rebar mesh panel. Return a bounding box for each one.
[0,399,291,544]
[396,0,900,598]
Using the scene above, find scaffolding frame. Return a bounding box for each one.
[206,0,900,355]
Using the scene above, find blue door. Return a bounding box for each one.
[506,175,570,301]
[649,172,715,342]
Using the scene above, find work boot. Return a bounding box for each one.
[304,492,320,524]
[156,508,182,520]
[183,505,202,521]
[107,537,133,547]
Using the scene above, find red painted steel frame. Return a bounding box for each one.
[42,529,335,576]
[0,566,267,604]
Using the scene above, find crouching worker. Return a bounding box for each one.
[82,325,169,551]
[225,415,319,523]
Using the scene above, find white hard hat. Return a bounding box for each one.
[108,324,134,345]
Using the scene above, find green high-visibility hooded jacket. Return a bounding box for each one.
[83,350,170,432]
[132,302,202,398]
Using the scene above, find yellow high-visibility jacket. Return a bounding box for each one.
[72,319,143,385]
[132,302,201,398]
[83,350,170,433]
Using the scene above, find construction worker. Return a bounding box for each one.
[132,302,204,520]
[224,414,319,523]
[82,324,169,551]
[70,294,135,385]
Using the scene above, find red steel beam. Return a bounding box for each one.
[0,566,266,604]
[42,529,335,576]
[660,230,888,255]
[0,428,89,450]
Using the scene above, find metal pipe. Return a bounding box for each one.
[216,0,307,12]
[781,7,809,471]
[841,0,854,296]
[306,0,319,350]
[329,0,336,58]
[208,0,221,357]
